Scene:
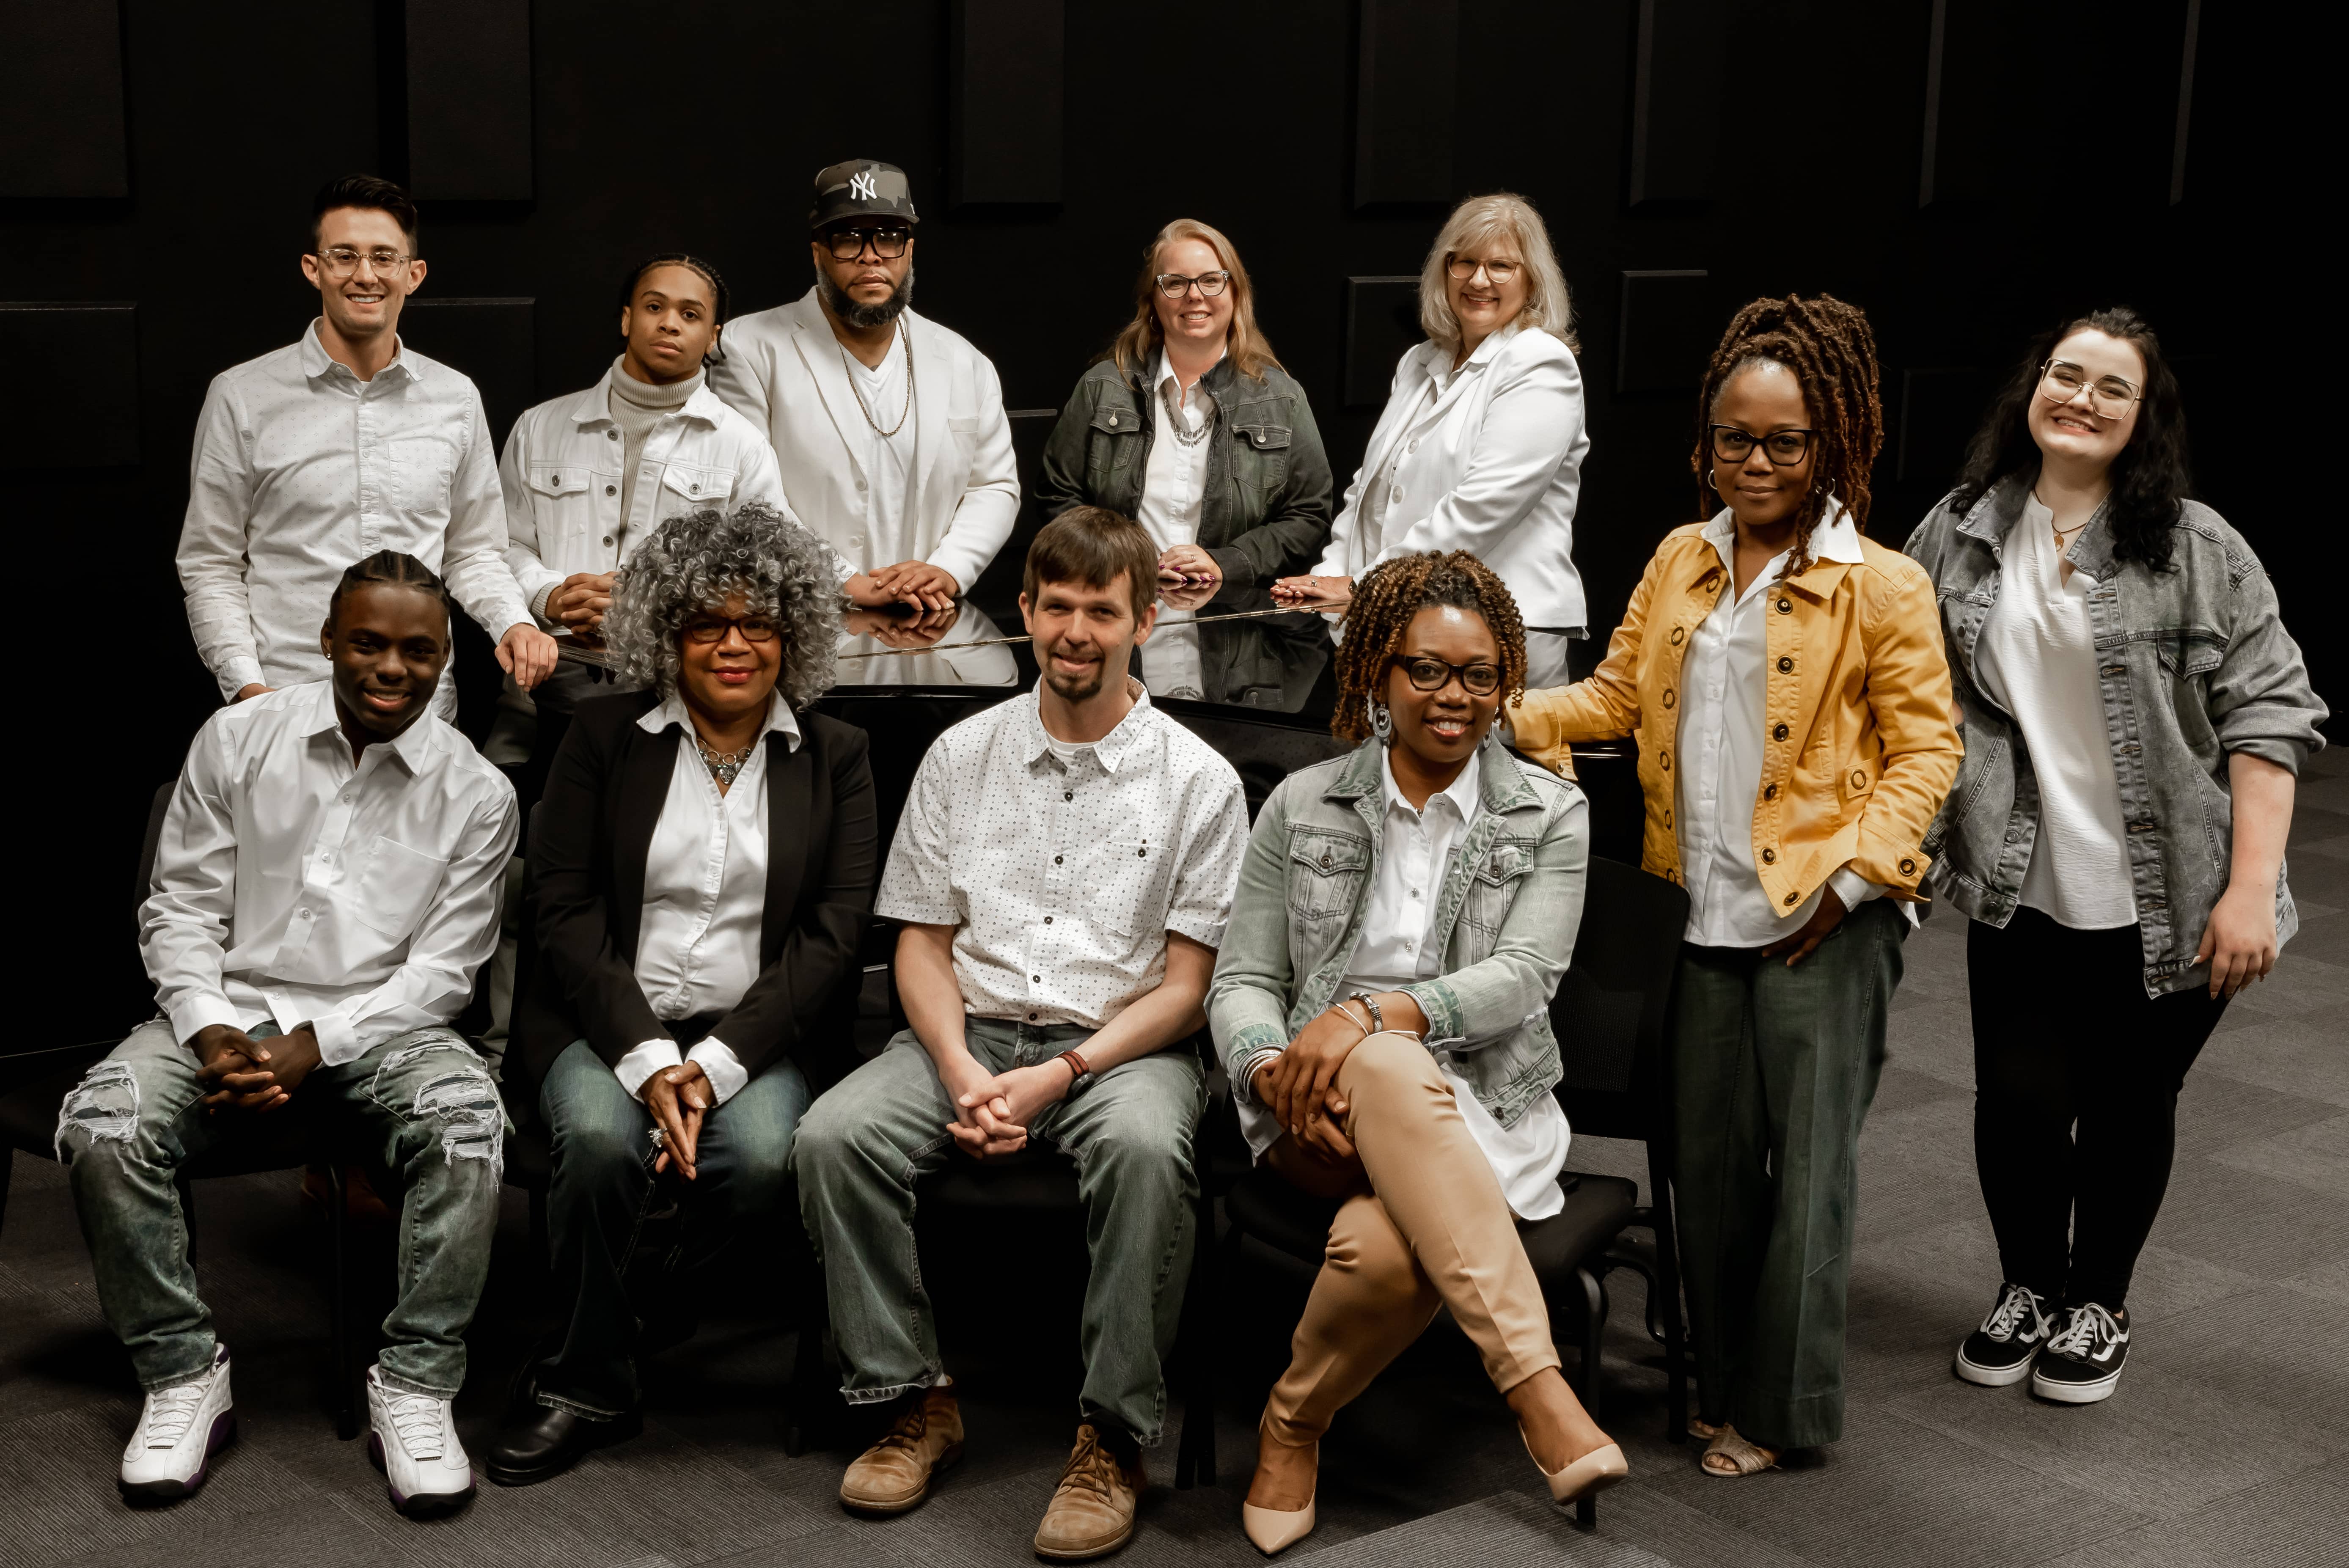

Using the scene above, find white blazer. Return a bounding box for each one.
[710,289,1019,593]
[1312,322,1590,629]
[499,368,790,614]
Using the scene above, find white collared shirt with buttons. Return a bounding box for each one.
[1136,347,1217,699]
[176,321,535,707]
[610,692,803,1106]
[142,682,518,1067]
[875,681,1248,1030]
[1232,744,1572,1219]
[499,363,793,621]
[1676,502,1889,948]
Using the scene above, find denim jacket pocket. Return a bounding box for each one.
[1286,828,1370,924]
[1229,420,1293,493]
[1460,840,1533,938]
[2145,626,2225,680]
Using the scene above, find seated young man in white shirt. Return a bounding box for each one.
[791,508,1248,1563]
[175,174,557,717]
[56,552,517,1518]
[495,252,792,801]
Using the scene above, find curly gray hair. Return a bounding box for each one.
[602,501,841,708]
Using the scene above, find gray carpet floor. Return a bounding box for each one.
[4,746,2344,1568]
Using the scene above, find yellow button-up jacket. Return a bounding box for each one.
[1512,519,1962,912]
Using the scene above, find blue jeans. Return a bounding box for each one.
[790,1019,1205,1445]
[58,1018,502,1397]
[533,1039,809,1417]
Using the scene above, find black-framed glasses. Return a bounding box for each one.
[683,615,781,645]
[1444,253,1520,283]
[1709,424,1815,466]
[1395,656,1503,696]
[822,226,912,261]
[1154,270,1231,299]
[312,246,414,278]
[2038,359,2140,421]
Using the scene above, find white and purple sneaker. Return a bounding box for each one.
[365,1364,475,1517]
[119,1344,235,1501]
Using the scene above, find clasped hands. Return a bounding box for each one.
[1250,1003,1371,1166]
[193,1023,323,1115]
[941,1051,1076,1161]
[640,1062,712,1180]
[847,561,960,619]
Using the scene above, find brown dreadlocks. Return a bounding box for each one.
[1332,551,1528,743]
[1692,294,1884,577]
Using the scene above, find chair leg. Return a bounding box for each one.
[1174,1185,1217,1489]
[1645,1162,1690,1444]
[1575,1265,1607,1529]
[784,1256,835,1458]
[328,1164,359,1440]
[0,1147,14,1235]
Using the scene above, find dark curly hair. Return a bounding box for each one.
[1692,294,1884,578]
[618,252,732,364]
[1332,552,1527,743]
[603,501,840,708]
[1948,305,2193,572]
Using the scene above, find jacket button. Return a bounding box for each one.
[1785,892,1800,906]
[1900,858,1917,875]
[1662,809,1673,826]
[1108,413,1119,426]
[605,484,616,496]
[1777,656,1794,673]
[1662,690,1676,709]
[689,482,701,493]
[1761,847,1777,864]
[1763,783,1777,800]
[603,535,614,547]
[606,429,617,440]
[1670,626,1685,644]
[1321,852,1332,867]
[1659,750,1672,771]
[1777,598,1792,614]
[1851,770,1867,789]
[1772,723,1789,741]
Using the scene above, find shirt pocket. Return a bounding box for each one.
[1085,836,1172,941]
[659,460,736,514]
[353,834,449,942]
[1286,828,1370,924]
[389,437,455,515]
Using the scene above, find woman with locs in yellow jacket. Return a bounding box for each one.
[1510,296,1960,1478]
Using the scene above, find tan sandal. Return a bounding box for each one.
[1699,1423,1779,1477]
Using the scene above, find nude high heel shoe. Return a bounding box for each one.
[1526,1430,1629,1504]
[1241,1426,1317,1555]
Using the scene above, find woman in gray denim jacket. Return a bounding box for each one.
[1206,553,1624,1555]
[1904,307,2326,1408]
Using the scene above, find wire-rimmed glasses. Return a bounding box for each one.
[1444,253,1520,283]
[311,247,414,279]
[2038,359,2141,421]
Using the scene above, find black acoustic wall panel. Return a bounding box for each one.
[949,0,1064,208]
[1896,366,2001,484]
[1353,0,1458,208]
[399,299,536,449]
[1616,271,1714,395]
[1345,277,1422,409]
[0,0,128,198]
[407,0,533,201]
[0,304,138,468]
[1627,0,1725,206]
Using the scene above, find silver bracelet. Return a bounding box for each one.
[1351,991,1386,1034]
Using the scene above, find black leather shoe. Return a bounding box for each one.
[485,1403,643,1486]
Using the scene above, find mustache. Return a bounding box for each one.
[819,266,914,330]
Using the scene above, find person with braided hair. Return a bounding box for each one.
[1210,551,1626,1553]
[1510,296,1961,1477]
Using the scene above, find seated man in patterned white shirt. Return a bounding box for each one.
[56,553,516,1518]
[792,508,1248,1563]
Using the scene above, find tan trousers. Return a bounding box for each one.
[1260,1032,1562,1448]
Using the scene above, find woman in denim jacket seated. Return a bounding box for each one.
[1206,552,1626,1556]
[1904,308,2326,1406]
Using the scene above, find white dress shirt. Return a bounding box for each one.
[176,321,535,708]
[875,681,1248,1029]
[1136,349,1215,699]
[499,363,792,618]
[611,692,804,1106]
[1676,504,1887,948]
[142,682,517,1067]
[1233,745,1572,1220]
[709,291,1019,593]
[1973,494,2137,929]
[1314,321,1590,630]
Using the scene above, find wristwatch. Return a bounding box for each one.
[1056,1048,1097,1098]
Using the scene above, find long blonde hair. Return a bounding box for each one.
[1418,192,1578,356]
[1106,218,1282,382]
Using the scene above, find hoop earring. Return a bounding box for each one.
[1370,701,1394,745]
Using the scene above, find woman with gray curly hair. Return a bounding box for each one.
[493,501,878,1486]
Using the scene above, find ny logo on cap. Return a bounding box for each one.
[851,170,877,201]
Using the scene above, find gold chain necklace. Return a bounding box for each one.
[842,325,914,438]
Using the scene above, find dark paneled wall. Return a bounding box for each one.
[0,0,2314,1028]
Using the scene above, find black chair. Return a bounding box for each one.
[1217,854,1690,1526]
[0,781,365,1438]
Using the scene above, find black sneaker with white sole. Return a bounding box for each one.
[1954,1281,2055,1386]
[2031,1301,2129,1403]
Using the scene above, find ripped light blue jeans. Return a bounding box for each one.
[56,1017,503,1397]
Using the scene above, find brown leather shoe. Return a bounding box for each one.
[838,1388,963,1515]
[1034,1423,1145,1561]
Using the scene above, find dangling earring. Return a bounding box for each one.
[1370,701,1394,744]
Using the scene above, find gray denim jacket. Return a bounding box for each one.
[1903,477,2328,996]
[1206,736,1589,1130]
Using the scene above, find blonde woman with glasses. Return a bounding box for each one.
[1273,193,1590,685]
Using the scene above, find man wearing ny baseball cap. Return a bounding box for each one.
[711,160,1017,623]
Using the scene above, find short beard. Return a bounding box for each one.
[819,267,914,330]
[1036,635,1114,705]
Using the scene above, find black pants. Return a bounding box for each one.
[1967,908,2226,1309]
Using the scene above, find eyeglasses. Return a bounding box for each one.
[1709,424,1816,466]
[1444,254,1520,283]
[2038,359,2141,421]
[822,226,912,261]
[682,615,781,644]
[1154,270,1231,299]
[1395,656,1503,696]
[312,247,414,279]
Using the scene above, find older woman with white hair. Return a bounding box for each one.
[1273,193,1590,686]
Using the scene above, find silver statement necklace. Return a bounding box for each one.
[1162,376,1213,447]
[842,325,915,438]
[696,737,755,788]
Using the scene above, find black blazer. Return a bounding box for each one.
[515,689,879,1096]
